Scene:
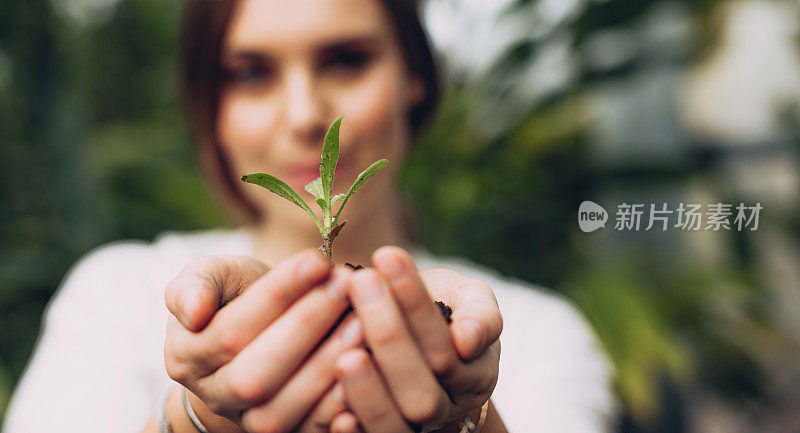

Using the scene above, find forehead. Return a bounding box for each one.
[224,0,394,51]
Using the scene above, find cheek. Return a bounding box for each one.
[334,65,410,153]
[217,94,280,162]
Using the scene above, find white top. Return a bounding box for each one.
[2,227,616,433]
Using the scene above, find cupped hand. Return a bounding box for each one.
[330,246,503,432]
[163,250,365,433]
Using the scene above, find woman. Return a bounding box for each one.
[1,0,615,432]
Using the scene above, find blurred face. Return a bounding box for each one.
[217,0,423,228]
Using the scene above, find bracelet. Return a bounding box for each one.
[181,386,210,433]
[458,400,489,433]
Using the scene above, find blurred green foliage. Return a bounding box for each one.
[0,0,229,417]
[2,0,799,432]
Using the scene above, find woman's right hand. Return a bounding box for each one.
[163,249,362,433]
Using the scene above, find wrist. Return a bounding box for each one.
[435,401,487,433]
[167,385,245,433]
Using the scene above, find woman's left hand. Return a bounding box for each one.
[327,246,503,433]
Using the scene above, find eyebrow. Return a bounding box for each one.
[317,35,383,53]
[221,34,384,63]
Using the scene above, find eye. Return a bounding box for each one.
[321,49,373,75]
[223,63,275,87]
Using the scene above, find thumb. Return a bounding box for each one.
[165,255,270,331]
[447,281,503,360]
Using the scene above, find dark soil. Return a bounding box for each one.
[434,300,453,324]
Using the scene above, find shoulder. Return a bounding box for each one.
[77,225,250,271]
[46,227,252,318]
[149,226,254,259]
[63,226,249,282]
[47,239,153,313]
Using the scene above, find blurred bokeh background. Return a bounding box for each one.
[2,0,799,431]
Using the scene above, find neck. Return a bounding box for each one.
[246,189,415,268]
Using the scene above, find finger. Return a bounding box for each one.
[294,384,347,433]
[242,314,364,432]
[348,269,450,428]
[336,349,414,433]
[372,246,459,379]
[371,250,496,406]
[419,269,503,360]
[209,248,332,342]
[174,249,331,374]
[330,412,361,433]
[165,255,270,331]
[200,267,352,411]
[165,314,195,385]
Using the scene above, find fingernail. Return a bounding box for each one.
[179,289,199,328]
[379,253,406,284]
[352,272,385,305]
[340,319,363,347]
[346,363,370,385]
[325,268,350,301]
[456,318,483,359]
[338,352,370,384]
[178,312,191,328]
[298,254,328,284]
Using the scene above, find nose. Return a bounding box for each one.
[284,66,326,144]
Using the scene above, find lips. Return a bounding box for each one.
[282,153,353,190]
[284,167,322,189]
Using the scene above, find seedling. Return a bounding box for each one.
[240,116,387,261]
[240,115,453,324]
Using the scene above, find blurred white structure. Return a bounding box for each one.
[681,0,800,144]
[424,0,585,135]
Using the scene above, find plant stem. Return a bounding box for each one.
[318,220,346,263]
[319,236,333,262]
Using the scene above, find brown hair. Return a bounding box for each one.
[177,0,441,225]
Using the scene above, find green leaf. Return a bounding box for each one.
[305,177,324,200]
[241,173,323,232]
[320,116,344,205]
[316,198,326,209]
[333,159,388,224]
[332,193,345,205]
